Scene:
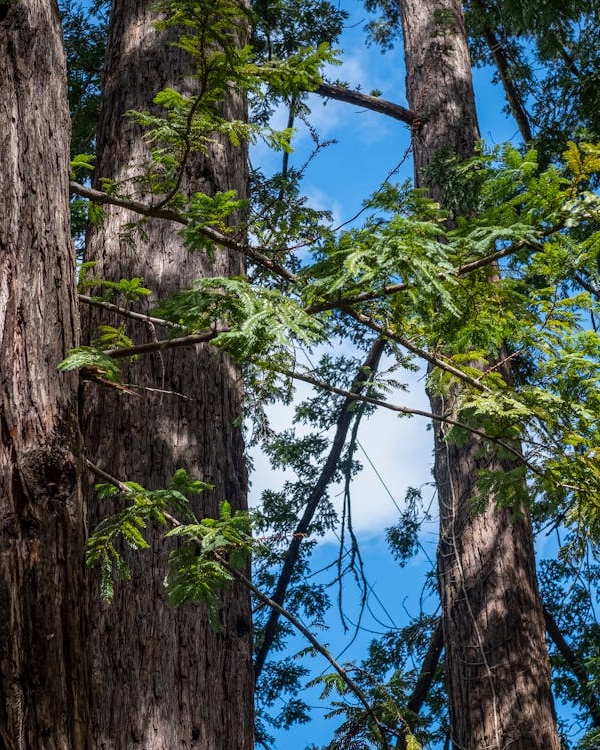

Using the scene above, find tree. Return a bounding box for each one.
[0,1,89,748]
[398,2,559,747]
[79,1,253,747]
[4,0,600,747]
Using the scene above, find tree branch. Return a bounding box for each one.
[79,294,185,330]
[104,329,227,358]
[277,362,534,471]
[314,82,417,126]
[85,455,396,747]
[69,181,297,283]
[85,458,132,494]
[253,338,386,680]
[471,0,533,143]
[346,310,490,393]
[395,618,444,750]
[544,606,600,727]
[220,552,397,749]
[307,236,544,314]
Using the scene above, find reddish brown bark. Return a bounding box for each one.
[0,2,88,748]
[397,1,560,747]
[81,2,253,748]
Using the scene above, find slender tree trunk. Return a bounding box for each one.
[81,2,253,748]
[397,2,560,747]
[0,2,89,748]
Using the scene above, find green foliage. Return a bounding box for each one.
[78,262,151,302]
[59,0,107,158]
[165,500,253,628]
[86,471,201,601]
[157,276,325,361]
[87,471,252,628]
[120,0,337,210]
[58,347,123,383]
[69,153,96,179]
[308,667,423,750]
[466,0,600,163]
[64,0,600,743]
[385,487,428,567]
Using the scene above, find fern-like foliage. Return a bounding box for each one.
[86,469,252,627]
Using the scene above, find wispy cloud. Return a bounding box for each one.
[248,361,434,541]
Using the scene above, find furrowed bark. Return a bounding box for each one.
[397,1,560,747]
[81,2,253,748]
[0,2,88,748]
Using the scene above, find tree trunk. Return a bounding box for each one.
[0,2,89,748]
[81,2,253,748]
[397,1,560,747]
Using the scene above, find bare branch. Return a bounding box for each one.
[314,82,417,126]
[85,459,132,494]
[104,329,227,358]
[471,0,533,143]
[219,552,397,749]
[79,294,185,330]
[279,361,534,470]
[544,607,600,727]
[253,338,386,680]
[395,618,444,750]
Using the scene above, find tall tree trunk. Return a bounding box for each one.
[81,2,253,748]
[0,2,89,748]
[398,2,560,747]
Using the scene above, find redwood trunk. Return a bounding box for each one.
[398,1,560,747]
[81,2,253,748]
[0,2,88,748]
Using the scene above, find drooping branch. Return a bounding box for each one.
[95,325,533,470]
[220,553,397,749]
[544,607,600,727]
[253,338,387,680]
[85,458,397,748]
[314,82,418,126]
[406,618,444,715]
[69,181,296,282]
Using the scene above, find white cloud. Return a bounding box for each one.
[248,359,434,540]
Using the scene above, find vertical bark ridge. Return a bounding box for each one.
[82,2,253,748]
[0,2,88,748]
[397,1,560,747]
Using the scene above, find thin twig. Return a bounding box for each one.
[79,294,186,330]
[278,364,537,473]
[217,552,396,749]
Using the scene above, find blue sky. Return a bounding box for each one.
[248,2,530,748]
